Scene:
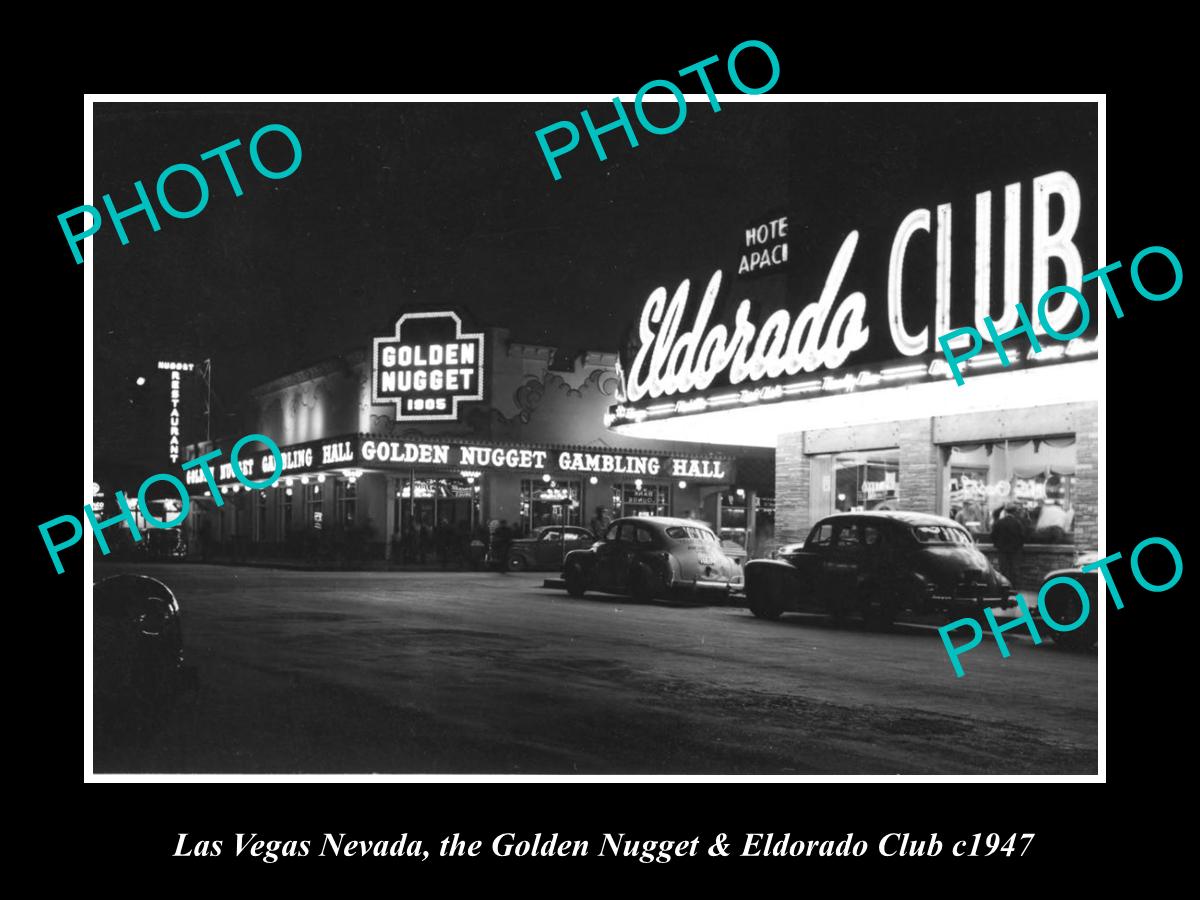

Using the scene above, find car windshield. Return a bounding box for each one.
[665,525,718,543]
[912,524,973,545]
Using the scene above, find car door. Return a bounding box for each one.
[783,521,832,611]
[821,520,864,607]
[596,522,636,589]
[534,528,562,568]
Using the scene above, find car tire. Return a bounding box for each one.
[507,554,528,572]
[748,594,783,620]
[629,566,657,604]
[564,565,587,598]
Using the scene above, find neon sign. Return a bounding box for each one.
[157,360,194,463]
[372,311,485,422]
[611,169,1098,427]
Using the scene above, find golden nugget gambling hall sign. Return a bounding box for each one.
[372,311,485,422]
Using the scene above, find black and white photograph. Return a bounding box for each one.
[77,95,1103,777]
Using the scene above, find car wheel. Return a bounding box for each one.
[507,554,528,572]
[564,564,587,598]
[748,594,783,620]
[629,567,657,604]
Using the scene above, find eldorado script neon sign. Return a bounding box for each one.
[617,170,1095,409]
[623,231,868,402]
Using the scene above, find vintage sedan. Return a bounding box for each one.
[94,574,194,742]
[506,525,598,571]
[1038,551,1099,650]
[745,511,1017,627]
[562,516,743,602]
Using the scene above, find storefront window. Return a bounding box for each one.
[612,482,670,518]
[399,477,478,538]
[256,490,268,540]
[279,489,293,539]
[946,436,1077,544]
[306,482,323,530]
[335,478,357,528]
[520,478,581,535]
[834,449,900,512]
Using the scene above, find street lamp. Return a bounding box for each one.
[135,376,146,386]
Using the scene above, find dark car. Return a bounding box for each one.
[1038,551,1098,650]
[94,574,193,742]
[744,511,1017,627]
[506,525,598,571]
[146,526,188,560]
[562,516,743,603]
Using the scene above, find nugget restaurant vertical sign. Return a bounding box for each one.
[372,311,486,421]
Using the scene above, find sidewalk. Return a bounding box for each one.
[177,556,485,573]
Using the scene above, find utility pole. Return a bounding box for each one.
[201,358,213,443]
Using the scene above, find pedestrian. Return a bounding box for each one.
[436,517,453,568]
[417,518,431,565]
[199,517,212,563]
[589,505,608,538]
[492,519,513,573]
[991,505,1026,584]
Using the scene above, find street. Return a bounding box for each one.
[92,563,1098,775]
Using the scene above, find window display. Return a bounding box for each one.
[834,449,900,512]
[612,482,669,517]
[335,478,357,528]
[521,478,581,534]
[946,436,1076,544]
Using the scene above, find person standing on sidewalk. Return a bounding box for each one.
[589,506,609,538]
[992,505,1026,583]
[492,520,514,573]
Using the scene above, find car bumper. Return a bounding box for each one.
[933,593,1018,612]
[674,578,741,595]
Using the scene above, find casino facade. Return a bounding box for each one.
[608,158,1100,586]
[179,315,774,562]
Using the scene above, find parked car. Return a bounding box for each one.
[744,511,1017,627]
[94,574,194,741]
[506,525,598,571]
[562,516,743,602]
[1038,551,1099,650]
[146,526,188,560]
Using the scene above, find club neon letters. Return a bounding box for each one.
[534,40,780,181]
[938,245,1182,385]
[938,535,1183,677]
[39,434,283,575]
[58,124,302,265]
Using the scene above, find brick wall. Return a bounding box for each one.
[898,417,939,514]
[775,431,809,543]
[1072,403,1099,552]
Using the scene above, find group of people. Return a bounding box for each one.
[954,501,1074,584]
[391,518,484,568]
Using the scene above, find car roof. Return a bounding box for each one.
[537,525,590,532]
[610,516,715,529]
[815,511,963,528]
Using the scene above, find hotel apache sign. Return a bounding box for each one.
[372,311,485,422]
[610,169,1099,428]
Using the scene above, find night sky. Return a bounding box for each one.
[93,101,1095,461]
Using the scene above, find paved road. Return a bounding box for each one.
[91,563,1097,775]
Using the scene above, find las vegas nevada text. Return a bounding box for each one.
[74,84,1124,777]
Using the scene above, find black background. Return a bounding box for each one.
[30,28,1182,886]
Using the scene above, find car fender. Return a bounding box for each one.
[745,559,804,611]
[563,548,597,574]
